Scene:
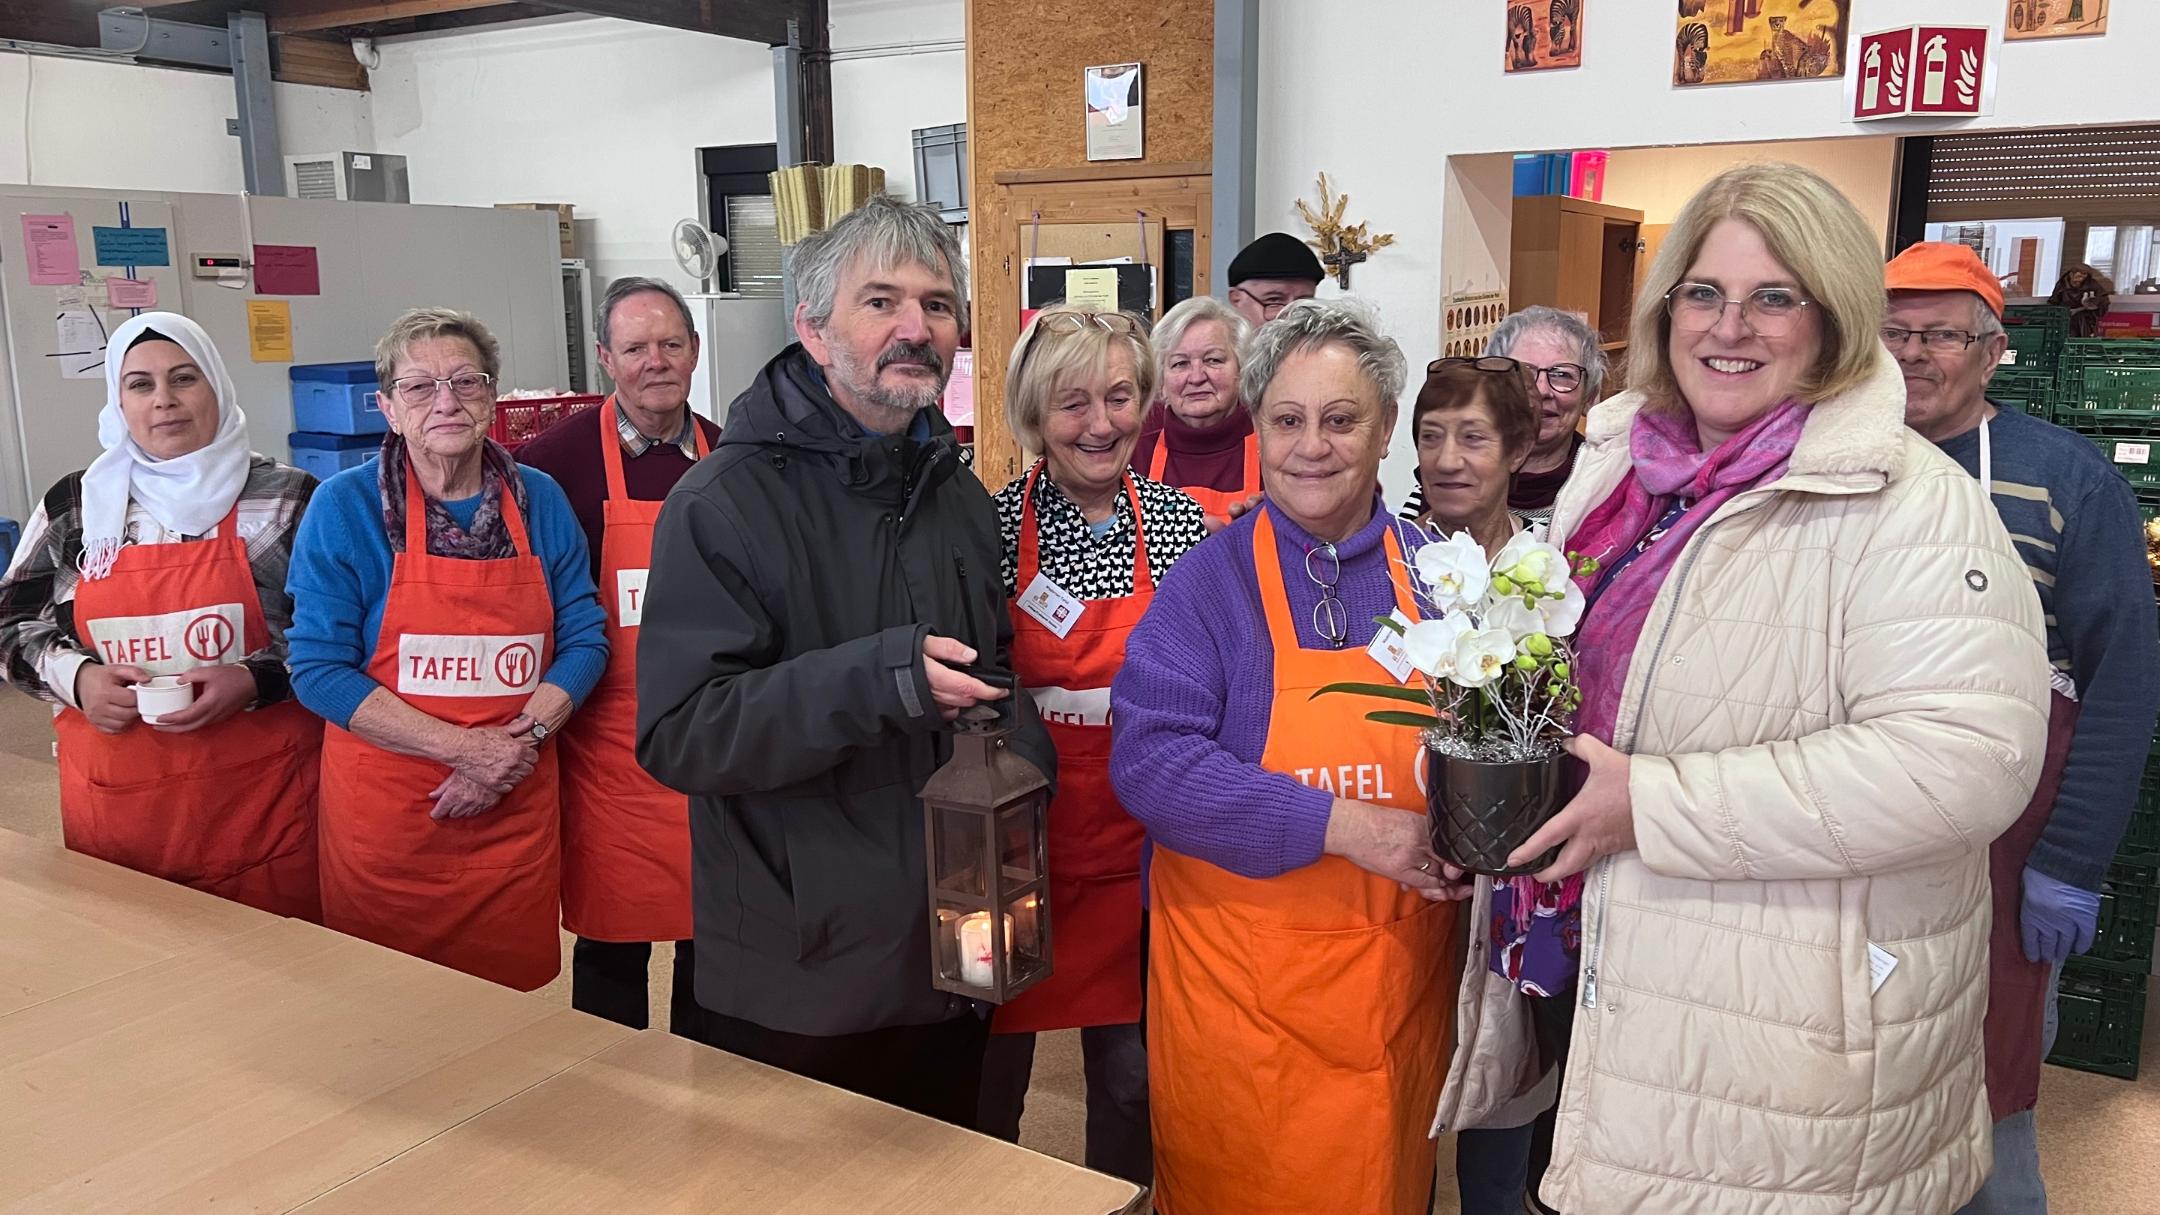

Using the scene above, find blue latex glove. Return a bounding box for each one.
[2020,867,2101,964]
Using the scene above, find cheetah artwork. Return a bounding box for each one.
[1673,0,1847,87]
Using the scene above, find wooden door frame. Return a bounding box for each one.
[970,165,1212,491]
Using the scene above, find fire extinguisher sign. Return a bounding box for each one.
[1851,25,1992,122]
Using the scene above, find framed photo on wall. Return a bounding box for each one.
[1084,63,1144,161]
[1674,0,1850,87]
[1506,0,1586,72]
[2006,0,2107,41]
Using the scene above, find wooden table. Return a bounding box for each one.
[0,830,1147,1215]
[0,917,629,1214]
[0,827,274,1017]
[292,1029,1146,1214]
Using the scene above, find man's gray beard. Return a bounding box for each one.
[829,342,948,424]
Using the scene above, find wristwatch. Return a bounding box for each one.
[525,720,551,743]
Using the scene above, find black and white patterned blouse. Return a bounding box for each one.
[994,460,1210,599]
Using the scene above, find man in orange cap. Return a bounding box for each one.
[1887,242,2160,1215]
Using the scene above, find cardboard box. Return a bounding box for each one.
[496,202,575,257]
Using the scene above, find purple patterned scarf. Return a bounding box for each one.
[1488,397,1809,995]
[378,432,531,559]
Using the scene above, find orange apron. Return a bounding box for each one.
[1148,509,1458,1215]
[994,465,1152,1034]
[317,463,562,991]
[560,401,707,942]
[56,503,322,920]
[1148,432,1260,518]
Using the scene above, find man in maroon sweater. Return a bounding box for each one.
[518,276,721,1033]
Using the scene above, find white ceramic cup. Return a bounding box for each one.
[132,675,195,724]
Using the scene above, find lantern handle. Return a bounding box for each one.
[954,663,1020,732]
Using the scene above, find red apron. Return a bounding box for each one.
[560,401,707,942]
[56,503,322,920]
[1148,432,1260,518]
[993,466,1152,1035]
[317,464,562,991]
[1983,689,2080,1121]
[1147,510,1458,1215]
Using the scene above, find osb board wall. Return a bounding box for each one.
[964,0,1214,491]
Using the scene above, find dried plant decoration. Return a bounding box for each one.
[1296,173,1396,289]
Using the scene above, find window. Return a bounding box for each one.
[700,144,781,296]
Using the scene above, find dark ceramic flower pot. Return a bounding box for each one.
[1426,749,1570,878]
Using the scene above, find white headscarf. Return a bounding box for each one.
[83,311,252,580]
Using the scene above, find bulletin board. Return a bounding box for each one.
[0,187,565,522]
[1022,217,1164,315]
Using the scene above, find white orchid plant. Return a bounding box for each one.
[1320,526,1594,762]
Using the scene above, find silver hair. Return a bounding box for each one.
[375,306,501,389]
[1239,297,1407,413]
[791,195,968,331]
[597,276,696,350]
[1151,295,1252,387]
[1974,298,2005,339]
[1487,305,1609,402]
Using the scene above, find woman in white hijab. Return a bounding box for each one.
[0,311,324,917]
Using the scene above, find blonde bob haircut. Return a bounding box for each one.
[375,306,503,392]
[1628,161,1885,410]
[1002,304,1156,456]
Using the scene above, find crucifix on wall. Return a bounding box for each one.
[1296,173,1394,290]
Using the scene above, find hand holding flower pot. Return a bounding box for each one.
[1316,524,1596,877]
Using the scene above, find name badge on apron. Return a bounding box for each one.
[1367,608,1417,684]
[615,567,648,628]
[1018,571,1086,640]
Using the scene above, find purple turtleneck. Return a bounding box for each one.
[1109,496,1427,881]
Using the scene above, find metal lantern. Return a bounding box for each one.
[921,672,1053,1004]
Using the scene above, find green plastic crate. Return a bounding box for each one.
[1989,366,2057,417]
[2049,956,2148,1080]
[2127,763,2160,859]
[2090,858,2160,967]
[2076,365,2160,414]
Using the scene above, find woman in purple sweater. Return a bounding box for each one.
[1108,299,1470,1215]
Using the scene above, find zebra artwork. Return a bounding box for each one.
[1547,0,1579,54]
[1508,4,1539,70]
[1675,20,1710,84]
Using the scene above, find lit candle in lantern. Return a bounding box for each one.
[956,911,1013,988]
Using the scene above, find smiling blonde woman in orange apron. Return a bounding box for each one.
[979,306,1210,1187]
[1110,299,1469,1214]
[286,308,610,991]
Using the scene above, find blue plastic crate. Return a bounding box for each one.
[1513,153,1572,197]
[290,361,387,435]
[288,431,378,482]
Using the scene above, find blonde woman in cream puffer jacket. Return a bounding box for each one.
[1452,346,2049,1214]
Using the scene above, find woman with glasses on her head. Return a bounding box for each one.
[978,304,1208,1186]
[1399,308,1607,531]
[1512,162,2050,1213]
[286,307,608,991]
[1109,298,1472,1215]
[0,313,323,918]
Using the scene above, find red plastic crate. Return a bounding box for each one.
[491,394,603,450]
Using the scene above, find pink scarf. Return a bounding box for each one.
[1505,397,1808,936]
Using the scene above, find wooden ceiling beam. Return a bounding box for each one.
[529,0,802,46]
[267,0,514,35]
[273,32,370,89]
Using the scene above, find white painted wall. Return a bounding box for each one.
[364,17,776,297]
[0,52,372,195]
[1257,0,2160,504]
[829,0,967,204]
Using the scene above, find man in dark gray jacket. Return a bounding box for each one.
[637,196,1053,1128]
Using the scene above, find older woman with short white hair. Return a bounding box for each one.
[980,303,1207,1186]
[1111,298,1468,1215]
[287,307,608,991]
[1132,295,1257,518]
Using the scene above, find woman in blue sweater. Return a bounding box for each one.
[287,307,607,990]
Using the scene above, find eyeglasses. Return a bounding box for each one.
[1032,310,1148,338]
[1428,356,1522,376]
[1230,286,1304,320]
[1881,326,1986,353]
[1528,362,1586,394]
[1305,543,1349,649]
[389,372,495,404]
[1664,283,1814,337]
